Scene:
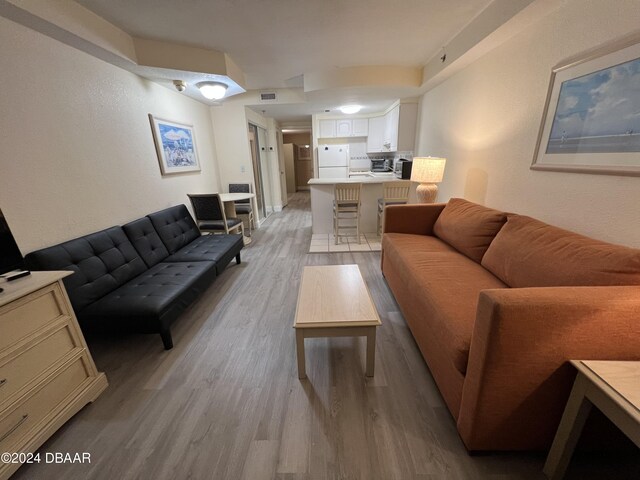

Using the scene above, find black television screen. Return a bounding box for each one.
[0,209,25,275]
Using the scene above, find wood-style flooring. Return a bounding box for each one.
[13,192,638,479]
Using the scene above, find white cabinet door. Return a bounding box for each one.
[367,116,386,153]
[385,105,400,152]
[351,118,368,137]
[335,119,352,137]
[319,120,336,138]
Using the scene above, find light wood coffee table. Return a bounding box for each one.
[544,360,640,479]
[293,265,381,379]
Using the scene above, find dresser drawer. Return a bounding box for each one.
[0,284,68,352]
[0,356,89,452]
[0,324,79,407]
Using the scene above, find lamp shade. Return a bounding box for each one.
[410,157,446,184]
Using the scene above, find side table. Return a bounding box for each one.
[544,360,640,479]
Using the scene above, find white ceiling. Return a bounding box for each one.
[76,0,493,121]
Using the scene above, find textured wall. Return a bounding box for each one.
[416,0,640,247]
[0,17,221,253]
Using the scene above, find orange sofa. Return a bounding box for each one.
[381,198,640,451]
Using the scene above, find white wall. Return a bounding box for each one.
[416,0,640,247]
[0,17,221,253]
[209,98,284,212]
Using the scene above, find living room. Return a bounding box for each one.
[0,0,639,479]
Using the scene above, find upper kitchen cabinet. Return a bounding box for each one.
[318,118,368,139]
[367,103,418,153]
[319,119,336,138]
[351,118,368,137]
[366,116,386,153]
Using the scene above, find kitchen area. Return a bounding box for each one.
[309,100,419,235]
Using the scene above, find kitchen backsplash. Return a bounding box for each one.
[347,139,413,170]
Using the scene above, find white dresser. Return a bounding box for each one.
[0,271,108,479]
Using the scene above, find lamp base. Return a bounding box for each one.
[416,183,438,203]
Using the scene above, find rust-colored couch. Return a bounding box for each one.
[381,198,640,451]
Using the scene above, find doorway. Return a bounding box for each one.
[248,123,274,220]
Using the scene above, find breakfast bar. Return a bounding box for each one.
[309,177,417,234]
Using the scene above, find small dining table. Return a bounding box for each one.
[219,192,256,245]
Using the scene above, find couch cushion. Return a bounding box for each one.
[24,227,147,312]
[79,261,217,332]
[481,215,640,288]
[166,234,243,274]
[122,217,170,268]
[433,198,507,263]
[383,233,507,374]
[147,205,201,254]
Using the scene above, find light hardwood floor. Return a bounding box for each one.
[13,192,638,480]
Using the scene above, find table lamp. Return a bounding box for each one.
[410,157,446,203]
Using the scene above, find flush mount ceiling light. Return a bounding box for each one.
[196,81,228,100]
[339,105,362,114]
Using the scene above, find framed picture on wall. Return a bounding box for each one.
[531,33,640,176]
[149,115,201,175]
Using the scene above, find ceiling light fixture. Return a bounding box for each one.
[196,81,228,100]
[339,105,362,114]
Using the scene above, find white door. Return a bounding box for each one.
[336,119,352,137]
[276,131,288,206]
[319,120,336,138]
[386,105,400,151]
[319,167,349,178]
[367,116,386,153]
[257,126,274,216]
[318,145,348,167]
[351,118,368,137]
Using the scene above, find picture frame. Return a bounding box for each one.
[531,33,640,177]
[149,115,201,175]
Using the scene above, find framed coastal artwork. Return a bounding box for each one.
[149,115,201,175]
[531,34,640,176]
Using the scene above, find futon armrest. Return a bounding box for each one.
[458,285,640,451]
[383,203,446,235]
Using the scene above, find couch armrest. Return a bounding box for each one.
[383,203,446,235]
[458,286,640,451]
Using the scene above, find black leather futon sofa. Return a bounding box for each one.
[25,205,243,350]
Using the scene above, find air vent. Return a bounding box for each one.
[260,92,277,101]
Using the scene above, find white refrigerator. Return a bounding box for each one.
[317,144,349,179]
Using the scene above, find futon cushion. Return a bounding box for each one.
[166,234,243,274]
[382,233,507,374]
[25,227,148,312]
[80,261,217,332]
[433,198,507,263]
[148,205,201,254]
[122,217,170,267]
[481,215,640,288]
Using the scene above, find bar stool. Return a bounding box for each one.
[333,183,362,245]
[377,180,411,235]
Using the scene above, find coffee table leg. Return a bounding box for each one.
[365,327,376,377]
[295,329,306,379]
[543,374,592,480]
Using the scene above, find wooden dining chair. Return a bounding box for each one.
[333,183,362,244]
[377,181,411,235]
[187,193,244,236]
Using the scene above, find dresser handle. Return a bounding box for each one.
[0,414,28,443]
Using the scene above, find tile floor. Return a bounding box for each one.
[309,233,382,253]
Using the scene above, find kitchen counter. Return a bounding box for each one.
[308,175,399,185]
[309,177,417,234]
